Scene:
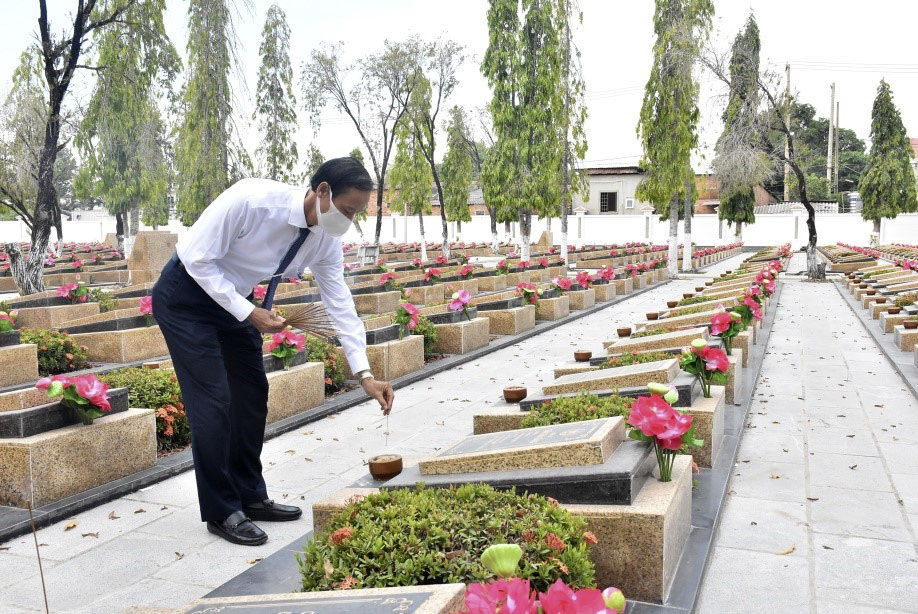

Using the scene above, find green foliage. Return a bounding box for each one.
[602,351,674,369]
[297,484,595,592]
[895,293,917,308]
[411,315,438,358]
[74,0,179,228]
[305,336,346,393]
[303,145,325,184]
[88,288,119,313]
[631,328,669,338]
[389,116,433,218]
[520,393,632,428]
[99,367,189,450]
[441,106,474,224]
[21,329,90,376]
[859,80,918,224]
[558,0,590,217]
[666,304,716,316]
[253,4,298,182]
[677,295,713,306]
[349,148,365,168]
[175,0,245,225]
[482,0,564,238]
[635,0,713,212]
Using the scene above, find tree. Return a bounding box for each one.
[470,106,501,250]
[3,0,137,295]
[253,3,298,183]
[859,80,917,235]
[704,21,824,278]
[389,120,433,260]
[558,0,589,267]
[636,0,714,278]
[302,40,418,245]
[174,0,249,226]
[713,14,763,240]
[349,147,365,168]
[441,106,475,236]
[74,0,179,251]
[482,0,563,262]
[303,145,325,182]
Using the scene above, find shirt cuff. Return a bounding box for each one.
[346,349,370,375]
[228,295,256,322]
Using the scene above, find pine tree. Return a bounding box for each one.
[389,121,433,260]
[636,0,713,277]
[253,4,298,183]
[441,106,474,233]
[859,80,918,234]
[482,0,563,261]
[74,0,179,247]
[715,14,760,239]
[175,0,246,225]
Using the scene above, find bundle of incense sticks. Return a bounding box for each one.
[281,303,336,340]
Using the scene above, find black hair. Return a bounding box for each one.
[310,156,374,193]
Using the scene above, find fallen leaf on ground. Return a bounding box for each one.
[134,508,146,514]
[81,532,98,538]
[247,558,263,565]
[285,450,296,455]
[108,511,120,520]
[64,521,77,531]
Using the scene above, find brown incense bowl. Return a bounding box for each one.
[368,454,403,481]
[875,297,887,304]
[905,320,918,330]
[503,386,527,403]
[667,300,679,308]
[574,350,592,362]
[888,307,902,315]
[617,327,632,338]
[866,290,877,296]
[683,293,694,299]
[859,283,869,289]
[695,287,705,292]
[646,312,659,321]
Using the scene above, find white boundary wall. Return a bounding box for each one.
[1,212,915,249]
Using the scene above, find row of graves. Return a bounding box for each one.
[830,243,918,368]
[0,234,739,542]
[181,245,783,614]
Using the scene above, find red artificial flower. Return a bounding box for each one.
[460,264,474,278]
[553,277,572,291]
[516,260,529,271]
[139,296,153,316]
[73,375,112,413]
[379,272,396,286]
[253,285,267,300]
[269,330,305,352]
[709,311,732,335]
[464,578,538,614]
[597,266,615,281]
[628,395,693,450]
[424,268,442,283]
[575,271,594,288]
[436,254,448,265]
[698,346,729,373]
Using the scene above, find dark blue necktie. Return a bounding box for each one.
[262,228,310,310]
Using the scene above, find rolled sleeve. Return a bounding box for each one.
[310,238,370,374]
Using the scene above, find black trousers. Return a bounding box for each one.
[152,257,269,522]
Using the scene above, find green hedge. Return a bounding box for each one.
[520,393,632,428]
[21,329,90,376]
[100,368,189,450]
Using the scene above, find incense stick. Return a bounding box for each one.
[281,304,336,340]
[27,503,49,614]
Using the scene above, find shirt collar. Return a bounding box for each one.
[288,189,309,228]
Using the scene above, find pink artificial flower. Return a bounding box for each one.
[412,258,422,267]
[379,273,397,286]
[575,271,594,289]
[56,282,78,298]
[71,260,82,269]
[553,277,572,291]
[464,579,538,614]
[539,258,549,268]
[628,395,693,451]
[253,285,267,300]
[139,296,153,316]
[424,268,441,283]
[597,267,615,281]
[400,302,420,330]
[74,375,112,412]
[742,297,764,320]
[449,290,472,312]
[460,264,474,278]
[269,330,305,352]
[698,346,730,373]
[516,261,529,271]
[710,311,732,335]
[436,254,448,265]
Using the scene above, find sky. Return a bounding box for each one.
[2,0,917,174]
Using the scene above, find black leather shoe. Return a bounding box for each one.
[206,511,268,546]
[243,498,302,522]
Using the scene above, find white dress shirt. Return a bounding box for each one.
[176,178,370,374]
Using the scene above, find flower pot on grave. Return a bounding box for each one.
[859,284,869,289]
[905,320,918,330]
[574,350,592,362]
[503,386,527,403]
[683,293,694,299]
[695,287,704,292]
[705,281,713,286]
[368,454,403,481]
[866,290,877,296]
[617,327,632,338]
[876,297,887,304]
[646,312,659,321]
[667,301,678,308]
[888,307,902,315]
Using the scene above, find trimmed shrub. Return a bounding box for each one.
[630,328,669,338]
[21,329,90,375]
[305,336,346,393]
[99,367,189,450]
[88,288,119,313]
[601,351,674,370]
[412,315,438,358]
[895,293,917,308]
[677,295,714,306]
[520,393,632,428]
[298,484,596,592]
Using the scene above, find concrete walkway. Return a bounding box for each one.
[697,256,918,613]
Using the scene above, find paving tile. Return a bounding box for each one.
[809,485,912,542]
[727,459,806,503]
[807,426,880,457]
[714,495,808,557]
[696,546,810,613]
[808,453,894,492]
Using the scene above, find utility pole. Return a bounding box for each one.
[827,82,836,187]
[784,63,791,201]
[834,101,841,194]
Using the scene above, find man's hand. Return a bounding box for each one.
[247,307,287,334]
[362,378,394,415]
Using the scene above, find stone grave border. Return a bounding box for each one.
[834,278,918,401]
[203,280,784,614]
[0,277,672,543]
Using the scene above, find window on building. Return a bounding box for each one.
[625,198,635,209]
[600,192,618,213]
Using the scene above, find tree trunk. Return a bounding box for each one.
[432,173,449,259]
[129,203,140,237]
[115,211,125,253]
[6,243,44,295]
[735,221,742,240]
[418,207,428,262]
[682,178,692,272]
[489,207,499,253]
[519,212,531,261]
[374,186,384,245]
[667,196,679,278]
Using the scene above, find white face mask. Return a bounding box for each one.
[315,187,352,238]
